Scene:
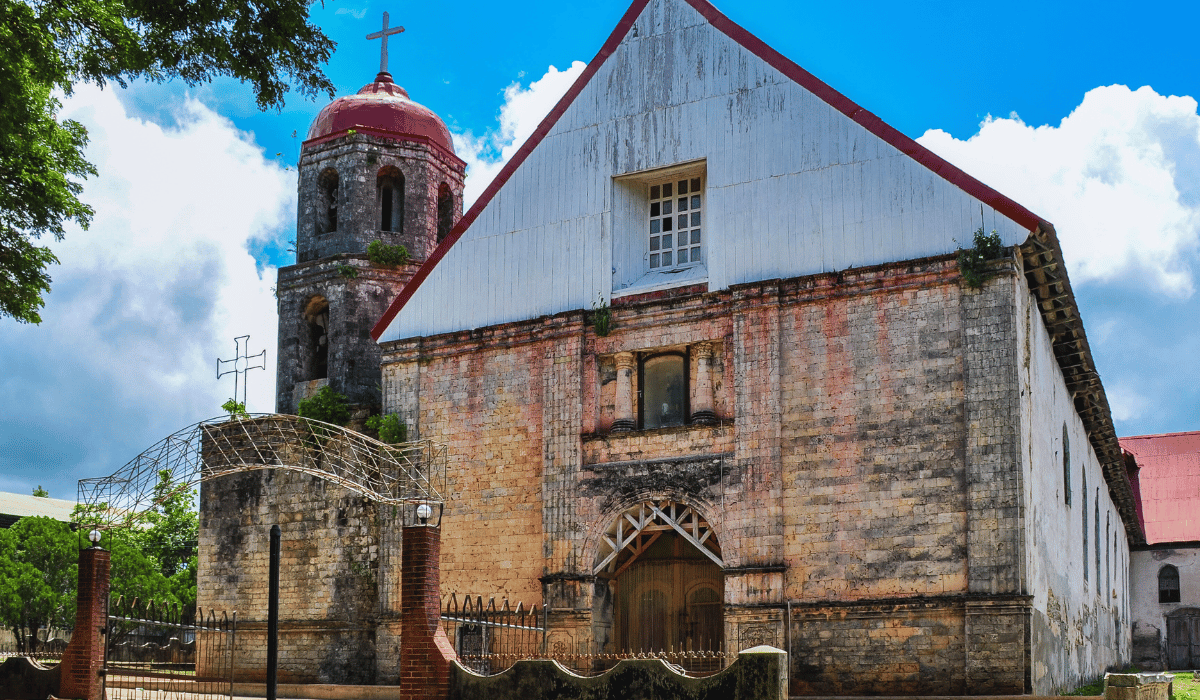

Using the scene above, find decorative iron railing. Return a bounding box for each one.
[104,596,235,700]
[440,594,731,677]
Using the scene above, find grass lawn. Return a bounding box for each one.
[1064,671,1198,698]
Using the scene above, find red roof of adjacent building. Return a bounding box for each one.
[1120,431,1200,544]
[306,72,456,156]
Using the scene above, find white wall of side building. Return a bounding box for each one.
[1130,546,1200,670]
[1017,272,1132,693]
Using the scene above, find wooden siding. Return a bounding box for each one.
[380,0,1029,342]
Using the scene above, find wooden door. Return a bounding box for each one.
[1166,610,1200,670]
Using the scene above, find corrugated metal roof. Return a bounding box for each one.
[0,491,76,526]
[1120,431,1200,544]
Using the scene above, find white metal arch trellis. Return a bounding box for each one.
[76,414,446,530]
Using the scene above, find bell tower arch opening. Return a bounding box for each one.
[592,500,724,671]
[301,295,330,381]
[378,166,405,233]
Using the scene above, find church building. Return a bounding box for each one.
[199,0,1144,695]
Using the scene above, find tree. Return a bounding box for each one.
[0,516,77,653]
[31,485,48,497]
[0,0,336,323]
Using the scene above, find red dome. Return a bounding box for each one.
[306,72,454,154]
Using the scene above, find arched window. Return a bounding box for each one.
[318,169,339,234]
[1159,565,1181,603]
[437,183,454,242]
[1063,424,1072,505]
[639,352,687,429]
[377,166,405,233]
[302,295,330,380]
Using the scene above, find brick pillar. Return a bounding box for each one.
[400,524,456,700]
[60,544,110,700]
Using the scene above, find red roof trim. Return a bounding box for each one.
[303,127,466,169]
[372,0,1049,341]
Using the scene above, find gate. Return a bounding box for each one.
[103,597,235,700]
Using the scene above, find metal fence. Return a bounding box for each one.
[441,595,546,675]
[440,594,731,677]
[104,597,235,700]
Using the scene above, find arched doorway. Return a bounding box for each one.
[593,501,723,670]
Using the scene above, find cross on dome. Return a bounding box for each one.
[367,11,405,75]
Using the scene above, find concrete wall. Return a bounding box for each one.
[1016,259,1131,693]
[1130,546,1200,670]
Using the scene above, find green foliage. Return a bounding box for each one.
[366,413,407,443]
[0,0,335,323]
[221,398,248,418]
[337,264,359,278]
[591,294,613,337]
[0,517,78,652]
[297,385,351,426]
[955,227,1005,289]
[367,240,409,266]
[31,485,48,497]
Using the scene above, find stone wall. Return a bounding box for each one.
[198,470,389,684]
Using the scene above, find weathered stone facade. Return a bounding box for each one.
[376,253,1120,694]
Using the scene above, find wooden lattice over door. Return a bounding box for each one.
[594,500,723,575]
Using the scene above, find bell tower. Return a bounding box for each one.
[276,53,465,414]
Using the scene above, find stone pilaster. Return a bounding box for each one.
[612,352,636,432]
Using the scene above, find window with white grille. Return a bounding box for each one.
[648,176,702,270]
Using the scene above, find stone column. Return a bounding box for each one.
[60,542,110,700]
[612,352,636,432]
[691,342,717,425]
[399,523,456,700]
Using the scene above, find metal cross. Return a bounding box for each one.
[217,335,267,409]
[366,11,405,75]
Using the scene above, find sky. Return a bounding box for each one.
[1,0,1198,502]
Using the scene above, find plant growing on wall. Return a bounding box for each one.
[297,386,351,426]
[591,294,613,337]
[366,413,407,443]
[221,399,248,418]
[367,240,409,266]
[336,264,358,278]
[956,227,1004,289]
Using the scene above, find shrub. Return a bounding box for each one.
[956,227,1004,289]
[366,414,407,443]
[297,386,351,426]
[367,240,409,266]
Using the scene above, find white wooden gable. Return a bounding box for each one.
[376,0,1044,343]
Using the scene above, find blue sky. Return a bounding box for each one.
[1,0,1197,501]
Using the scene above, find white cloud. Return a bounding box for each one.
[918,85,1200,297]
[335,7,368,19]
[452,61,588,206]
[0,85,289,496]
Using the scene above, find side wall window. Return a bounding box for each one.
[638,353,688,430]
[437,184,454,242]
[378,166,405,233]
[1063,424,1072,505]
[1159,565,1181,603]
[1094,492,1100,589]
[1083,471,1089,584]
[318,169,339,234]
